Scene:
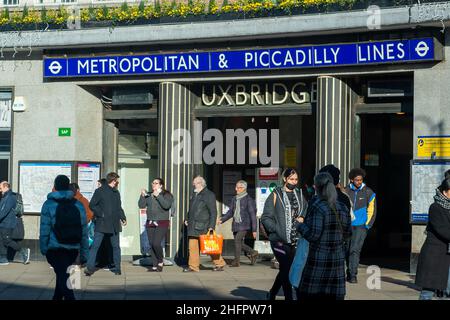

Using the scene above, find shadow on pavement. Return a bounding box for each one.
[380,276,420,291]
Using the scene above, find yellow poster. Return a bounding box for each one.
[417,136,450,158]
[284,146,297,167]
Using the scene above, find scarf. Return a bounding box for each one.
[234,192,248,224]
[434,189,450,210]
[281,188,301,244]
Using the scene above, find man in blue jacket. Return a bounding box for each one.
[40,175,89,300]
[344,168,376,284]
[0,181,30,265]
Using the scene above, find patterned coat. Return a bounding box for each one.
[297,196,352,299]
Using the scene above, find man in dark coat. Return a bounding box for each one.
[183,176,225,272]
[0,181,30,265]
[220,180,259,267]
[85,172,127,276]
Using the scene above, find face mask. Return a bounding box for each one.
[286,183,296,191]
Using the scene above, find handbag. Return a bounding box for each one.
[289,236,309,288]
[199,230,224,255]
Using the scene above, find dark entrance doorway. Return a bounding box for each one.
[358,113,413,271]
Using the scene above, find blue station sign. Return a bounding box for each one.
[44,37,440,78]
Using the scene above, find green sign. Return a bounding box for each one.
[58,128,71,137]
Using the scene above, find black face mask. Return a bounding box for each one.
[286,183,297,191]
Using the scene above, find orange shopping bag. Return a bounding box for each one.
[199,230,223,255]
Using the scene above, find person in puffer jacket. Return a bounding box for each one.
[344,168,376,284]
[40,175,89,300]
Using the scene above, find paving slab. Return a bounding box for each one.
[0,260,423,300]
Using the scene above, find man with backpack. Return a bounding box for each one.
[40,175,89,300]
[0,181,30,265]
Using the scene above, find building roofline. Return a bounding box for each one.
[2,3,450,50]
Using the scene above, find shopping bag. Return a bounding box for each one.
[289,237,309,288]
[199,230,223,255]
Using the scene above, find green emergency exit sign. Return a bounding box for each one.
[58,128,71,137]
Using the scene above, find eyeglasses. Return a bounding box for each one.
[152,182,160,185]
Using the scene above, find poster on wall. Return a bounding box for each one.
[222,170,242,214]
[255,167,280,217]
[19,162,72,213]
[77,163,101,201]
[410,160,450,224]
[284,146,297,168]
[0,100,11,129]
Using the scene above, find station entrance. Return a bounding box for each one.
[358,113,414,271]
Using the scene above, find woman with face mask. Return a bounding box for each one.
[261,168,308,300]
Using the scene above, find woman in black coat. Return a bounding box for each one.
[415,178,450,300]
[261,168,308,300]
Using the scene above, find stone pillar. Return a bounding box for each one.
[102,120,118,176]
[316,76,357,184]
[158,82,196,265]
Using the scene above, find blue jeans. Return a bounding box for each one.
[419,289,434,300]
[346,226,368,278]
[87,232,121,272]
[446,267,450,297]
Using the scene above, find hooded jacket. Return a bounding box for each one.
[344,183,376,228]
[39,190,89,262]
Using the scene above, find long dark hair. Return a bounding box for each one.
[314,172,338,209]
[282,168,298,183]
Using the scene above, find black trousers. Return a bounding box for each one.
[270,241,296,301]
[0,228,21,256]
[234,231,255,261]
[46,249,79,301]
[147,226,168,266]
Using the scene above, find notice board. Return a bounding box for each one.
[76,162,101,201]
[410,160,450,224]
[18,161,101,214]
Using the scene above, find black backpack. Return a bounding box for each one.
[53,199,82,244]
[13,193,24,217]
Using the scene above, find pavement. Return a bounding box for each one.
[0,256,422,300]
